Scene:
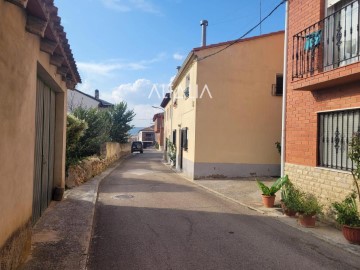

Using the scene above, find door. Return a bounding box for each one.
[179,129,183,170]
[32,78,56,224]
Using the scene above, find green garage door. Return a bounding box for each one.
[32,78,56,224]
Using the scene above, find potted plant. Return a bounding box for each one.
[297,193,322,228]
[281,181,302,217]
[257,175,288,208]
[332,192,360,244]
[167,141,176,166]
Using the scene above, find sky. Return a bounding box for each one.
[55,0,286,127]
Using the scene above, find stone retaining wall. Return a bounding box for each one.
[66,143,130,188]
[285,163,355,215]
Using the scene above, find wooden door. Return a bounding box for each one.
[32,78,56,224]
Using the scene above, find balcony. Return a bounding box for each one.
[292,0,360,90]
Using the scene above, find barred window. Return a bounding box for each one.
[318,109,360,171]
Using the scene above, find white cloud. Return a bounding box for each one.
[131,103,161,127]
[173,52,184,61]
[77,53,166,77]
[109,79,153,103]
[102,0,160,13]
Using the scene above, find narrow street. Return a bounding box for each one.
[88,150,360,270]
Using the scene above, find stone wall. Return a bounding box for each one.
[285,163,355,215]
[66,143,130,188]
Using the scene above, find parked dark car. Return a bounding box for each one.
[131,141,143,153]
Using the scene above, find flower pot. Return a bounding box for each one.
[298,214,316,228]
[280,201,297,217]
[342,225,360,245]
[262,195,276,208]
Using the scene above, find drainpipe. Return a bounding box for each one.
[281,0,289,177]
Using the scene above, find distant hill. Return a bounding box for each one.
[130,127,145,136]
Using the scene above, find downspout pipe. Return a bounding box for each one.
[281,0,289,177]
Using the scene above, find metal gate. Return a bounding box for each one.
[32,78,56,224]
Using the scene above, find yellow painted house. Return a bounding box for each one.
[164,31,284,179]
[0,0,80,267]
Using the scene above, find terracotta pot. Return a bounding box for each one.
[342,225,360,245]
[262,195,276,208]
[298,214,316,228]
[284,208,297,217]
[280,201,297,217]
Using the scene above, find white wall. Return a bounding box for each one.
[67,90,99,112]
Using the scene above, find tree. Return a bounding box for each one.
[73,107,112,157]
[109,102,135,143]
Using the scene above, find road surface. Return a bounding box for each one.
[88,150,360,270]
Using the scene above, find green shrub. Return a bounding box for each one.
[297,193,323,216]
[282,181,303,212]
[349,132,360,200]
[66,114,87,171]
[332,192,360,227]
[167,141,176,164]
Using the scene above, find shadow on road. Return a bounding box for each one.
[88,203,360,270]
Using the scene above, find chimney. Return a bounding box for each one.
[176,66,181,72]
[95,89,99,100]
[200,19,208,47]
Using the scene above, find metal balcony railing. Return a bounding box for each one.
[292,0,360,79]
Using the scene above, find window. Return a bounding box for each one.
[318,108,360,171]
[184,75,190,98]
[172,130,176,145]
[272,74,283,96]
[324,0,359,70]
[182,128,188,151]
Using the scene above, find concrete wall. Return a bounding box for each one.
[285,0,360,203]
[193,32,284,178]
[101,142,131,160]
[0,1,68,267]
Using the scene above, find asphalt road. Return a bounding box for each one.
[88,150,360,270]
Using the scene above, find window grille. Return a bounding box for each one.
[318,108,360,171]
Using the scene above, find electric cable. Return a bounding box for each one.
[197,0,287,62]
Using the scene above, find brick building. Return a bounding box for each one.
[153,113,164,150]
[285,0,360,207]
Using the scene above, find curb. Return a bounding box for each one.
[84,154,132,269]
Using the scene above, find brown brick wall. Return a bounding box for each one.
[286,0,360,167]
